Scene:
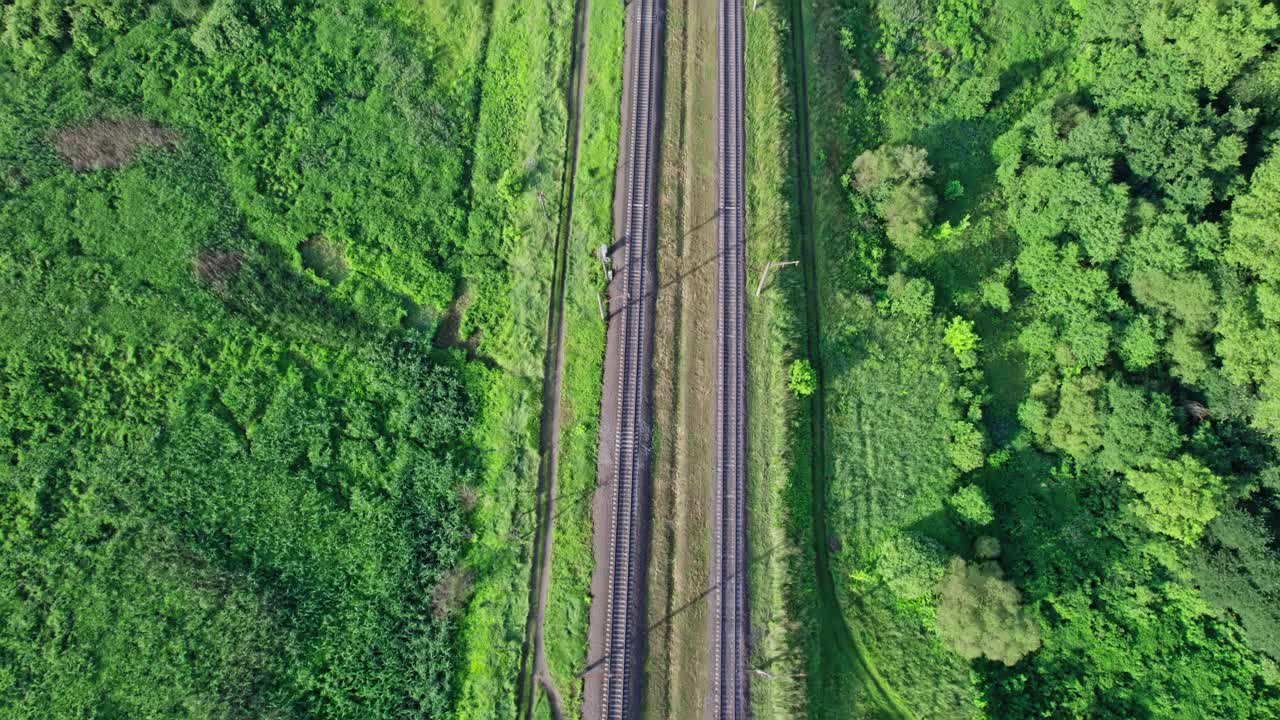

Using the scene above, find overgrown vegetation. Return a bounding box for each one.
[799,0,1280,716]
[538,0,623,715]
[0,0,572,717]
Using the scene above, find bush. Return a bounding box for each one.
[878,533,948,601]
[789,358,817,397]
[936,559,1041,666]
[948,484,994,526]
[943,316,979,369]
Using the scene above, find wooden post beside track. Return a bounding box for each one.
[754,259,800,297]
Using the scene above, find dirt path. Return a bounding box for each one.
[786,1,912,718]
[517,0,592,715]
[642,0,720,717]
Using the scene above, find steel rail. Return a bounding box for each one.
[601,0,662,717]
[711,0,748,717]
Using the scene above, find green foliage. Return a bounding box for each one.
[947,484,994,526]
[973,535,1001,560]
[943,316,979,369]
[1194,506,1280,662]
[1117,315,1159,371]
[1097,380,1181,472]
[948,421,986,472]
[1048,373,1105,461]
[850,144,939,255]
[826,300,979,563]
[1125,455,1225,545]
[884,272,934,324]
[191,0,254,57]
[927,0,984,63]
[0,0,574,717]
[0,0,146,70]
[0,189,479,716]
[877,532,947,602]
[936,558,1041,666]
[789,357,817,397]
[977,274,1008,311]
[798,0,1280,713]
[1075,0,1279,114]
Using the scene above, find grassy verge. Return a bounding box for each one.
[453,0,575,717]
[783,0,922,717]
[742,2,807,717]
[538,0,625,716]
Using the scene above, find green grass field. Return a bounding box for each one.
[743,1,808,717]
[0,1,577,717]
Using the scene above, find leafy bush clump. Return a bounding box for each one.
[789,357,817,396]
[936,559,1041,666]
[948,484,994,527]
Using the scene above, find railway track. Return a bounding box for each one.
[600,0,662,717]
[712,0,748,717]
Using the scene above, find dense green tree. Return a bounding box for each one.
[1194,506,1280,662]
[850,144,939,255]
[1048,373,1105,461]
[1129,269,1216,333]
[884,272,935,324]
[883,183,938,251]
[973,535,1001,560]
[1097,380,1181,472]
[1125,455,1225,545]
[1223,149,1280,284]
[825,0,1280,715]
[948,484,994,526]
[1117,315,1160,371]
[877,532,948,601]
[948,421,986,472]
[936,558,1041,666]
[977,271,1008,311]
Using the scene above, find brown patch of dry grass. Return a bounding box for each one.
[194,249,245,292]
[298,235,350,285]
[54,119,179,171]
[432,566,476,619]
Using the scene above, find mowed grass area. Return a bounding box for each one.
[790,0,981,716]
[783,0,912,717]
[538,0,624,716]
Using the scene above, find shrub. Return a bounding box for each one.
[948,484,994,526]
[789,358,817,397]
[944,316,980,368]
[937,559,1041,666]
[974,536,1001,560]
[878,532,948,601]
